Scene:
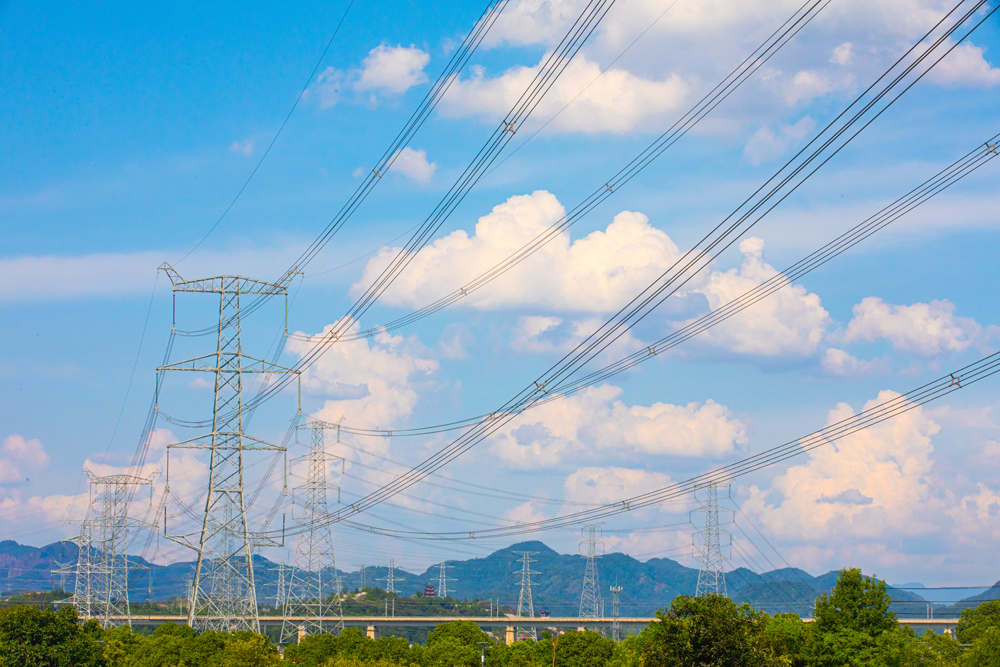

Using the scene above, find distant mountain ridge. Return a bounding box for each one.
[1,539,994,617]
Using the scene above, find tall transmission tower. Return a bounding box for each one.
[382,559,397,594]
[275,563,287,610]
[610,583,623,641]
[160,264,299,633]
[437,561,455,599]
[694,484,730,596]
[514,551,539,641]
[280,420,345,642]
[579,524,603,619]
[358,564,367,590]
[69,469,153,628]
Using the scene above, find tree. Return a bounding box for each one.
[427,621,490,649]
[961,625,1000,667]
[765,613,808,667]
[215,633,282,667]
[0,604,104,667]
[957,600,1000,644]
[642,594,784,667]
[813,568,896,637]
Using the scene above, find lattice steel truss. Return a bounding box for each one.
[280,421,345,642]
[437,561,455,599]
[579,523,603,619]
[514,551,539,641]
[67,470,153,628]
[160,264,298,633]
[610,583,623,641]
[382,558,397,594]
[693,484,730,596]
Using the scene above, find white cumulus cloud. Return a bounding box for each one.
[354,190,684,312]
[388,147,437,184]
[489,384,746,468]
[0,435,51,483]
[440,54,687,134]
[842,297,984,356]
[313,44,430,107]
[743,117,817,165]
[682,237,831,357]
[925,41,1000,88]
[745,390,942,542]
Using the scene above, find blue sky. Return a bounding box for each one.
[2,0,1000,595]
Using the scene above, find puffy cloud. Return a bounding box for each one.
[285,319,439,430]
[388,147,437,184]
[0,435,50,483]
[821,348,890,376]
[355,191,683,312]
[743,117,817,165]
[842,297,983,356]
[489,384,746,468]
[746,390,943,542]
[682,237,830,357]
[925,41,1000,88]
[950,483,1000,542]
[313,45,429,107]
[439,54,688,134]
[830,42,853,65]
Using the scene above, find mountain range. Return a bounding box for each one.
[2,539,996,618]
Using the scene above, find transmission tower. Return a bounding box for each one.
[69,469,153,628]
[358,564,367,589]
[437,561,456,598]
[579,524,603,619]
[275,563,287,610]
[280,421,345,642]
[160,264,299,633]
[382,559,397,594]
[514,551,539,641]
[610,583,623,641]
[693,484,730,596]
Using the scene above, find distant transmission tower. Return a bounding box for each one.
[280,421,345,642]
[70,469,153,628]
[160,264,299,633]
[358,564,366,589]
[514,551,539,641]
[275,563,287,610]
[437,561,455,598]
[694,484,730,596]
[579,524,603,619]
[382,559,397,594]
[610,583,623,641]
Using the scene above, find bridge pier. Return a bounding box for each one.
[367,624,376,640]
[505,625,514,645]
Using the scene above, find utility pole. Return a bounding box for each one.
[610,583,623,641]
[579,524,603,619]
[159,264,299,633]
[280,420,345,642]
[514,551,539,641]
[693,483,729,596]
[67,469,153,628]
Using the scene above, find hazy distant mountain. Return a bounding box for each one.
[0,538,987,617]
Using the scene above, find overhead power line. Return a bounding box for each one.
[267,0,997,538]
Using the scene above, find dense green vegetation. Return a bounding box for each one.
[2,568,999,666]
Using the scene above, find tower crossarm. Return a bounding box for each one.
[159,264,287,296]
[158,353,298,375]
[167,433,287,451]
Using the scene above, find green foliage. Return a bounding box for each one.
[956,600,1000,644]
[960,625,1000,667]
[641,594,785,667]
[548,630,615,667]
[427,620,489,648]
[813,568,896,636]
[421,638,479,667]
[0,589,70,609]
[0,604,105,667]
[765,613,808,667]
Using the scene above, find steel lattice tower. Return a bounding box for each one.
[694,484,728,596]
[437,561,455,598]
[383,559,397,594]
[579,524,603,619]
[275,563,287,610]
[160,264,298,632]
[69,469,153,628]
[514,551,539,641]
[280,421,345,642]
[610,584,623,641]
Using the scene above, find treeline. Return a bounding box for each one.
[3,569,1000,666]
